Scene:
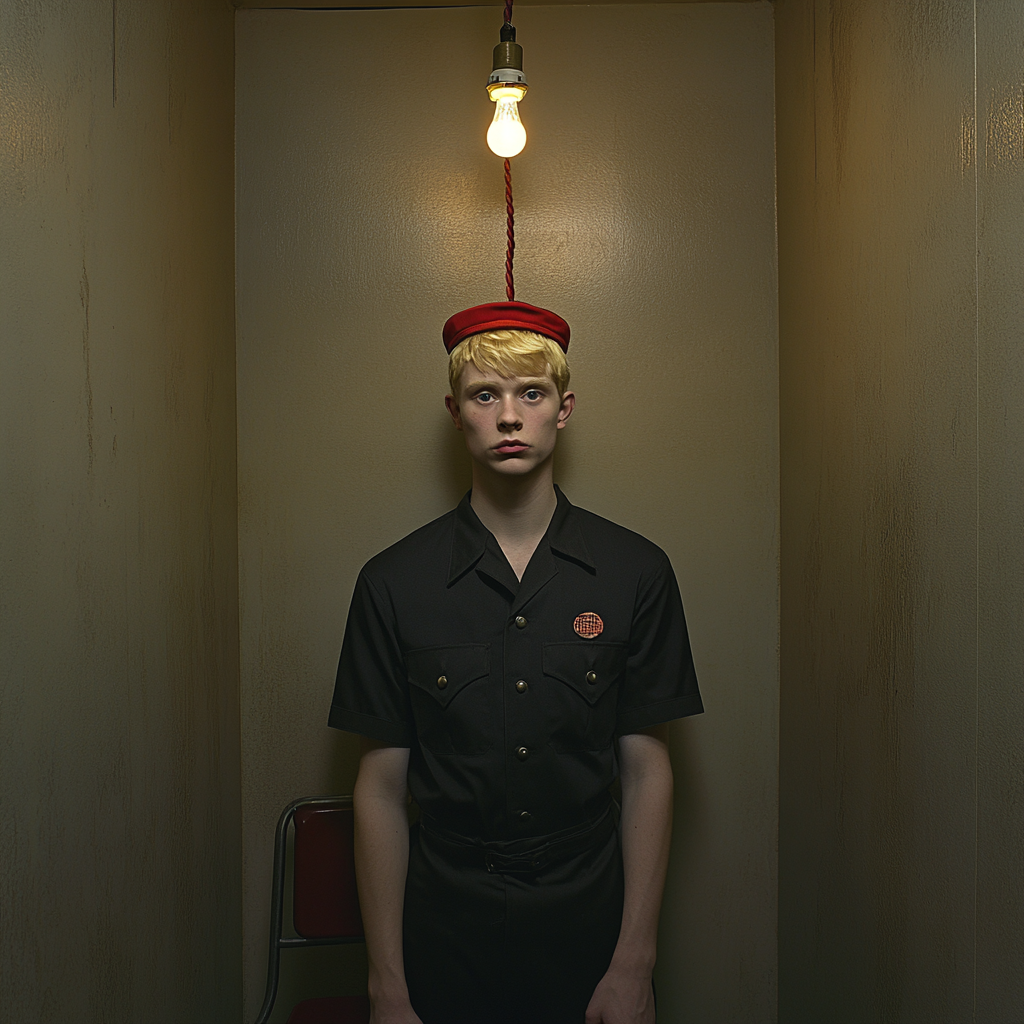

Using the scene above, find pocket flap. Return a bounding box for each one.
[406,644,489,708]
[542,642,627,706]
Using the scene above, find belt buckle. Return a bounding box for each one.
[483,851,542,875]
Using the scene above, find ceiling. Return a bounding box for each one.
[235,1,762,8]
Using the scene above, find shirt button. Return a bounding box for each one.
[515,746,529,761]
[519,810,532,822]
[436,675,448,690]
[514,615,527,629]
[515,679,528,693]
[586,671,598,685]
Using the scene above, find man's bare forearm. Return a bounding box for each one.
[585,725,673,1023]
[352,739,420,1022]
[612,724,674,972]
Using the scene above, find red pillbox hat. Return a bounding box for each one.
[442,301,570,354]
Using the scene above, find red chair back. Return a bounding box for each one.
[255,796,370,1024]
[293,803,364,939]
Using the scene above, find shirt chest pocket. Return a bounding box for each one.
[542,642,627,752]
[405,644,491,755]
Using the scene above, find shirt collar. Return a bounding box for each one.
[546,486,596,571]
[447,485,595,587]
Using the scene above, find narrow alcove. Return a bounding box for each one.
[2,2,1021,1022]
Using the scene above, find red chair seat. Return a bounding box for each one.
[286,994,371,1024]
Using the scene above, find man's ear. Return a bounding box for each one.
[556,390,575,429]
[445,394,463,431]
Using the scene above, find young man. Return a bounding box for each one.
[328,302,702,1024]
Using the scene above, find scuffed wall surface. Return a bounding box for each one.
[0,1,241,1021]
[975,3,1024,1018]
[777,0,1024,1020]
[236,5,778,1022]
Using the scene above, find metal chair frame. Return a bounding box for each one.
[254,795,365,1024]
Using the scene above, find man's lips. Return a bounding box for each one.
[493,440,529,454]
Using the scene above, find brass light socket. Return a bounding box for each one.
[492,40,524,72]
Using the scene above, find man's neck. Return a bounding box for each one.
[470,466,558,581]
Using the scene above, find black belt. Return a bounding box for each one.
[419,804,617,877]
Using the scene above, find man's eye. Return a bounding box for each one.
[524,390,541,400]
[476,392,494,402]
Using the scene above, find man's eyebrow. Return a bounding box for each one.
[462,377,553,392]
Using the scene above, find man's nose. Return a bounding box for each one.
[497,400,522,430]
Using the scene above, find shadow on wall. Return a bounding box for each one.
[438,407,474,502]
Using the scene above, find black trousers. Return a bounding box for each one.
[403,809,624,1024]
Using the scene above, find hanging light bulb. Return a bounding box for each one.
[487,84,527,158]
[486,22,528,158]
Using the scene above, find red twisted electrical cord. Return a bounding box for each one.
[504,158,515,301]
[502,0,515,300]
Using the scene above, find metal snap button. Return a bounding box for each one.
[514,615,527,629]
[515,746,529,761]
[586,671,598,684]
[436,675,448,689]
[515,679,528,693]
[519,810,532,821]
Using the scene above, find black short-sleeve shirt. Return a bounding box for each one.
[329,487,702,841]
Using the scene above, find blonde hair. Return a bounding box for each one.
[448,330,570,397]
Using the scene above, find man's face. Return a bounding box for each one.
[445,362,575,478]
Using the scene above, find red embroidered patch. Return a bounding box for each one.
[573,612,604,639]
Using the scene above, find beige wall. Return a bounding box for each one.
[776,1,1024,1020]
[0,2,241,1022]
[8,1,1024,1020]
[236,4,778,1022]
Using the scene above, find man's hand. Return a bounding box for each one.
[368,994,423,1024]
[585,963,655,1024]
